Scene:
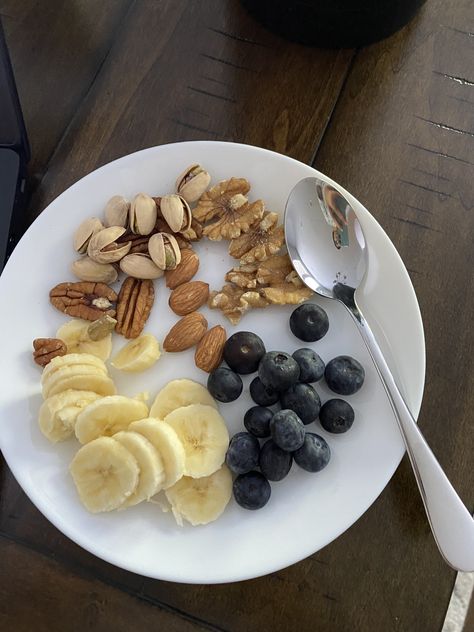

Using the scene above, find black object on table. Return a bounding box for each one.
[0,20,30,272]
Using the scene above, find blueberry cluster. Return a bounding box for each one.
[206,304,365,511]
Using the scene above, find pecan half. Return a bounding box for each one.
[33,338,67,367]
[115,277,155,338]
[228,212,285,263]
[50,282,117,321]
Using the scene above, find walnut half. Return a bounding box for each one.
[228,212,285,263]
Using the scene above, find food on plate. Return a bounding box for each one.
[69,436,140,513]
[165,404,229,478]
[292,348,325,383]
[163,312,208,352]
[168,280,209,316]
[50,281,117,321]
[39,390,101,443]
[225,432,260,475]
[74,395,149,444]
[111,333,161,372]
[150,378,217,419]
[41,353,115,399]
[280,382,321,425]
[249,377,279,406]
[207,367,243,403]
[56,317,113,360]
[175,164,211,203]
[259,440,293,482]
[270,409,306,452]
[289,303,329,342]
[33,337,67,367]
[115,277,155,339]
[223,331,266,374]
[319,399,355,434]
[165,249,200,289]
[233,471,271,510]
[148,232,181,271]
[293,433,331,473]
[324,355,365,395]
[258,350,300,392]
[194,325,227,373]
[243,406,273,438]
[165,466,232,526]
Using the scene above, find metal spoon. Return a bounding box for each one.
[285,176,474,572]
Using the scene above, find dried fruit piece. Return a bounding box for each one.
[261,283,313,305]
[50,282,117,321]
[87,315,117,341]
[33,338,67,367]
[193,178,264,240]
[169,281,209,316]
[115,277,155,339]
[163,312,208,352]
[228,212,285,263]
[165,249,199,289]
[208,284,269,325]
[194,325,226,373]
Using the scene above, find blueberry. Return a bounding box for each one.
[259,440,292,481]
[293,433,331,472]
[226,432,260,474]
[270,409,305,452]
[258,351,300,392]
[319,399,354,434]
[233,471,271,510]
[290,304,329,342]
[249,377,280,406]
[207,367,243,402]
[280,383,321,425]
[292,348,325,383]
[244,406,273,438]
[223,331,266,374]
[325,356,365,395]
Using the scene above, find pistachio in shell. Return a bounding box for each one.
[71,257,119,284]
[175,164,211,203]
[104,195,130,228]
[87,226,131,264]
[73,217,104,254]
[129,193,157,235]
[119,253,163,280]
[160,194,192,233]
[148,232,182,270]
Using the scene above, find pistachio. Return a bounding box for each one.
[104,195,130,228]
[130,193,157,235]
[148,233,181,270]
[73,217,104,254]
[160,194,192,233]
[87,315,117,341]
[71,257,119,284]
[176,164,211,203]
[119,253,164,279]
[87,226,131,264]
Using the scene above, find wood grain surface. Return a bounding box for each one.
[1,0,474,630]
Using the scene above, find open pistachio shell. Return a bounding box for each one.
[87,226,131,264]
[160,194,192,233]
[148,233,181,270]
[130,193,157,235]
[175,164,211,203]
[119,253,164,279]
[73,217,104,254]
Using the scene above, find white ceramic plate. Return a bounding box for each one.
[0,142,425,583]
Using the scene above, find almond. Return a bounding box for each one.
[169,281,209,316]
[163,312,208,352]
[194,325,226,373]
[165,249,199,289]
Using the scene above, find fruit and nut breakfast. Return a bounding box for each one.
[32,163,366,526]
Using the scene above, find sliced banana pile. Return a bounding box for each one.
[57,318,112,361]
[69,379,232,525]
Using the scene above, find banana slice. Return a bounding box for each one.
[41,353,107,384]
[114,431,165,506]
[42,367,116,399]
[74,395,149,444]
[150,379,217,419]
[39,390,101,443]
[57,319,112,361]
[111,334,161,372]
[165,466,232,526]
[164,404,229,478]
[130,418,185,489]
[70,436,139,513]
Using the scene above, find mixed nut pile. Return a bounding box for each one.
[34,164,313,372]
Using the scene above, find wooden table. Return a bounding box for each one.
[1,1,473,630]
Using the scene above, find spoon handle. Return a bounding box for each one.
[352,309,474,571]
